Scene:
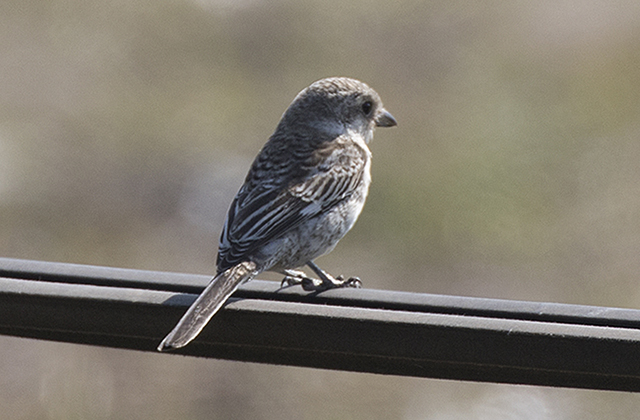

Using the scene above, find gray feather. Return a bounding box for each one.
[157,261,257,351]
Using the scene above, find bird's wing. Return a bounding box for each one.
[217,140,368,272]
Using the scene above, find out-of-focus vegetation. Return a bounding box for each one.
[2,1,640,418]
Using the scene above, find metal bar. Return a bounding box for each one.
[1,257,640,392]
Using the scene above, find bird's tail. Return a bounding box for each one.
[157,261,257,352]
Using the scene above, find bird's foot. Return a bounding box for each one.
[332,274,363,289]
[281,273,322,291]
[281,266,362,292]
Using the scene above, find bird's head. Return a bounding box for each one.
[278,77,396,143]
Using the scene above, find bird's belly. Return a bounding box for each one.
[258,193,367,271]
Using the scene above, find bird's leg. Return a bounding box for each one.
[305,261,362,291]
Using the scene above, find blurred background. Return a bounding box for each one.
[2,0,640,418]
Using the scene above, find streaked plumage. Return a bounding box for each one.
[158,77,396,351]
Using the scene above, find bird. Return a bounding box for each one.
[157,77,396,351]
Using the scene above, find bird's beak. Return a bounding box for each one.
[375,109,397,127]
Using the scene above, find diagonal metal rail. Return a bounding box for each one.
[1,257,640,392]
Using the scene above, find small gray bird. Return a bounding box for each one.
[158,77,396,351]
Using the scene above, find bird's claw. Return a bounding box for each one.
[334,275,361,288]
[281,275,300,288]
[281,275,322,291]
[281,274,362,291]
[343,276,362,288]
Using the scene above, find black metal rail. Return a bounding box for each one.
[1,257,640,392]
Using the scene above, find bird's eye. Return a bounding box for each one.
[361,101,373,116]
